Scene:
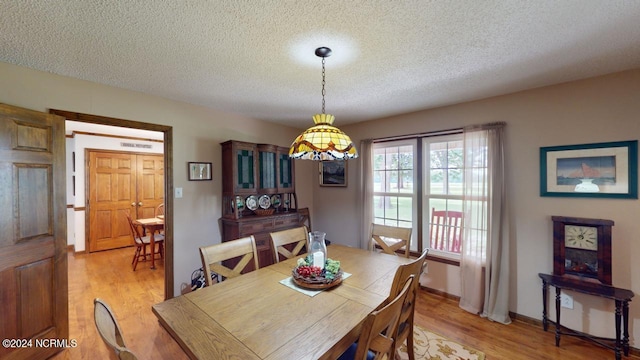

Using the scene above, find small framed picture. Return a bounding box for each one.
[188,162,212,181]
[319,161,347,187]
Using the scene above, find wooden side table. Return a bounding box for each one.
[539,273,634,360]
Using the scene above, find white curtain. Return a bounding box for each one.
[459,123,511,324]
[359,139,374,250]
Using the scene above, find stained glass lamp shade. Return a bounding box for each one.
[289,114,358,161]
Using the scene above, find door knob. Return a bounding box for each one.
[138,202,143,207]
[131,202,136,207]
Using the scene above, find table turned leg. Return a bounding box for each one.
[149,231,156,270]
[554,287,561,347]
[541,280,549,331]
[623,300,630,357]
[614,300,622,360]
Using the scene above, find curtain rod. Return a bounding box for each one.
[371,121,506,143]
[372,127,462,143]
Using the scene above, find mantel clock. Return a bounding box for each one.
[551,216,614,285]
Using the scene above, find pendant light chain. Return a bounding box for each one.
[321,56,326,114]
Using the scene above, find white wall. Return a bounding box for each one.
[317,69,640,342]
[0,61,314,297]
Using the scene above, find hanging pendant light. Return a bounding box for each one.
[289,47,358,161]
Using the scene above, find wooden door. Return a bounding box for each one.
[88,151,163,252]
[136,154,164,218]
[0,104,68,359]
[88,151,137,252]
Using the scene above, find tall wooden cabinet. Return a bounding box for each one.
[220,140,303,268]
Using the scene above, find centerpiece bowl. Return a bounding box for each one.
[292,257,342,290]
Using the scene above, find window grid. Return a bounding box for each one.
[372,141,416,250]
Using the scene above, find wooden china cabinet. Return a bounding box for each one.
[220,140,303,268]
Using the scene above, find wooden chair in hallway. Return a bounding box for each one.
[270,226,309,263]
[370,223,412,258]
[199,235,259,286]
[337,276,414,360]
[154,203,165,235]
[94,298,138,360]
[125,213,164,271]
[430,208,462,253]
[155,203,164,217]
[388,250,429,360]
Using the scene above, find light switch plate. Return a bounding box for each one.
[175,187,183,198]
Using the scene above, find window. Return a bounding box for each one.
[423,135,465,259]
[369,133,489,260]
[372,140,417,250]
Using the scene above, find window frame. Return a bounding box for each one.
[368,131,490,263]
[371,139,418,251]
[422,134,465,261]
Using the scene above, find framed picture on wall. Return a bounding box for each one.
[319,161,347,187]
[540,140,637,198]
[188,162,212,181]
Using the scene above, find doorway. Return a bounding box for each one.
[87,151,164,252]
[51,109,174,299]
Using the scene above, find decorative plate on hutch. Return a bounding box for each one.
[246,195,258,211]
[258,195,271,209]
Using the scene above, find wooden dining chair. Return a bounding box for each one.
[388,249,429,360]
[199,235,259,286]
[155,203,164,217]
[370,223,412,258]
[430,208,462,252]
[154,203,165,235]
[125,213,164,271]
[298,207,312,231]
[94,298,138,360]
[270,225,309,263]
[338,276,415,360]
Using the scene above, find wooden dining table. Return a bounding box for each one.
[152,244,412,360]
[134,217,164,269]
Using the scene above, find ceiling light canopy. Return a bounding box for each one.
[289,47,358,161]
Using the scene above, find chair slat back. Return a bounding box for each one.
[270,226,309,263]
[353,276,414,360]
[429,208,462,252]
[370,223,412,258]
[124,213,143,244]
[199,236,259,286]
[389,250,428,359]
[94,298,138,360]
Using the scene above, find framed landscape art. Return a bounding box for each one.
[540,140,637,198]
[319,161,347,187]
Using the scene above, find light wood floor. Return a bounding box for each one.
[53,247,635,360]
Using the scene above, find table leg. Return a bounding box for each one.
[623,300,630,356]
[541,280,548,331]
[554,287,561,347]
[614,300,622,360]
[149,231,156,270]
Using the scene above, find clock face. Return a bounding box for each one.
[564,225,598,250]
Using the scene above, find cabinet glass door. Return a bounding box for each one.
[279,153,292,189]
[236,148,255,191]
[260,151,276,189]
[258,144,278,192]
[277,146,295,192]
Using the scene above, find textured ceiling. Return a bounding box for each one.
[2,1,640,128]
